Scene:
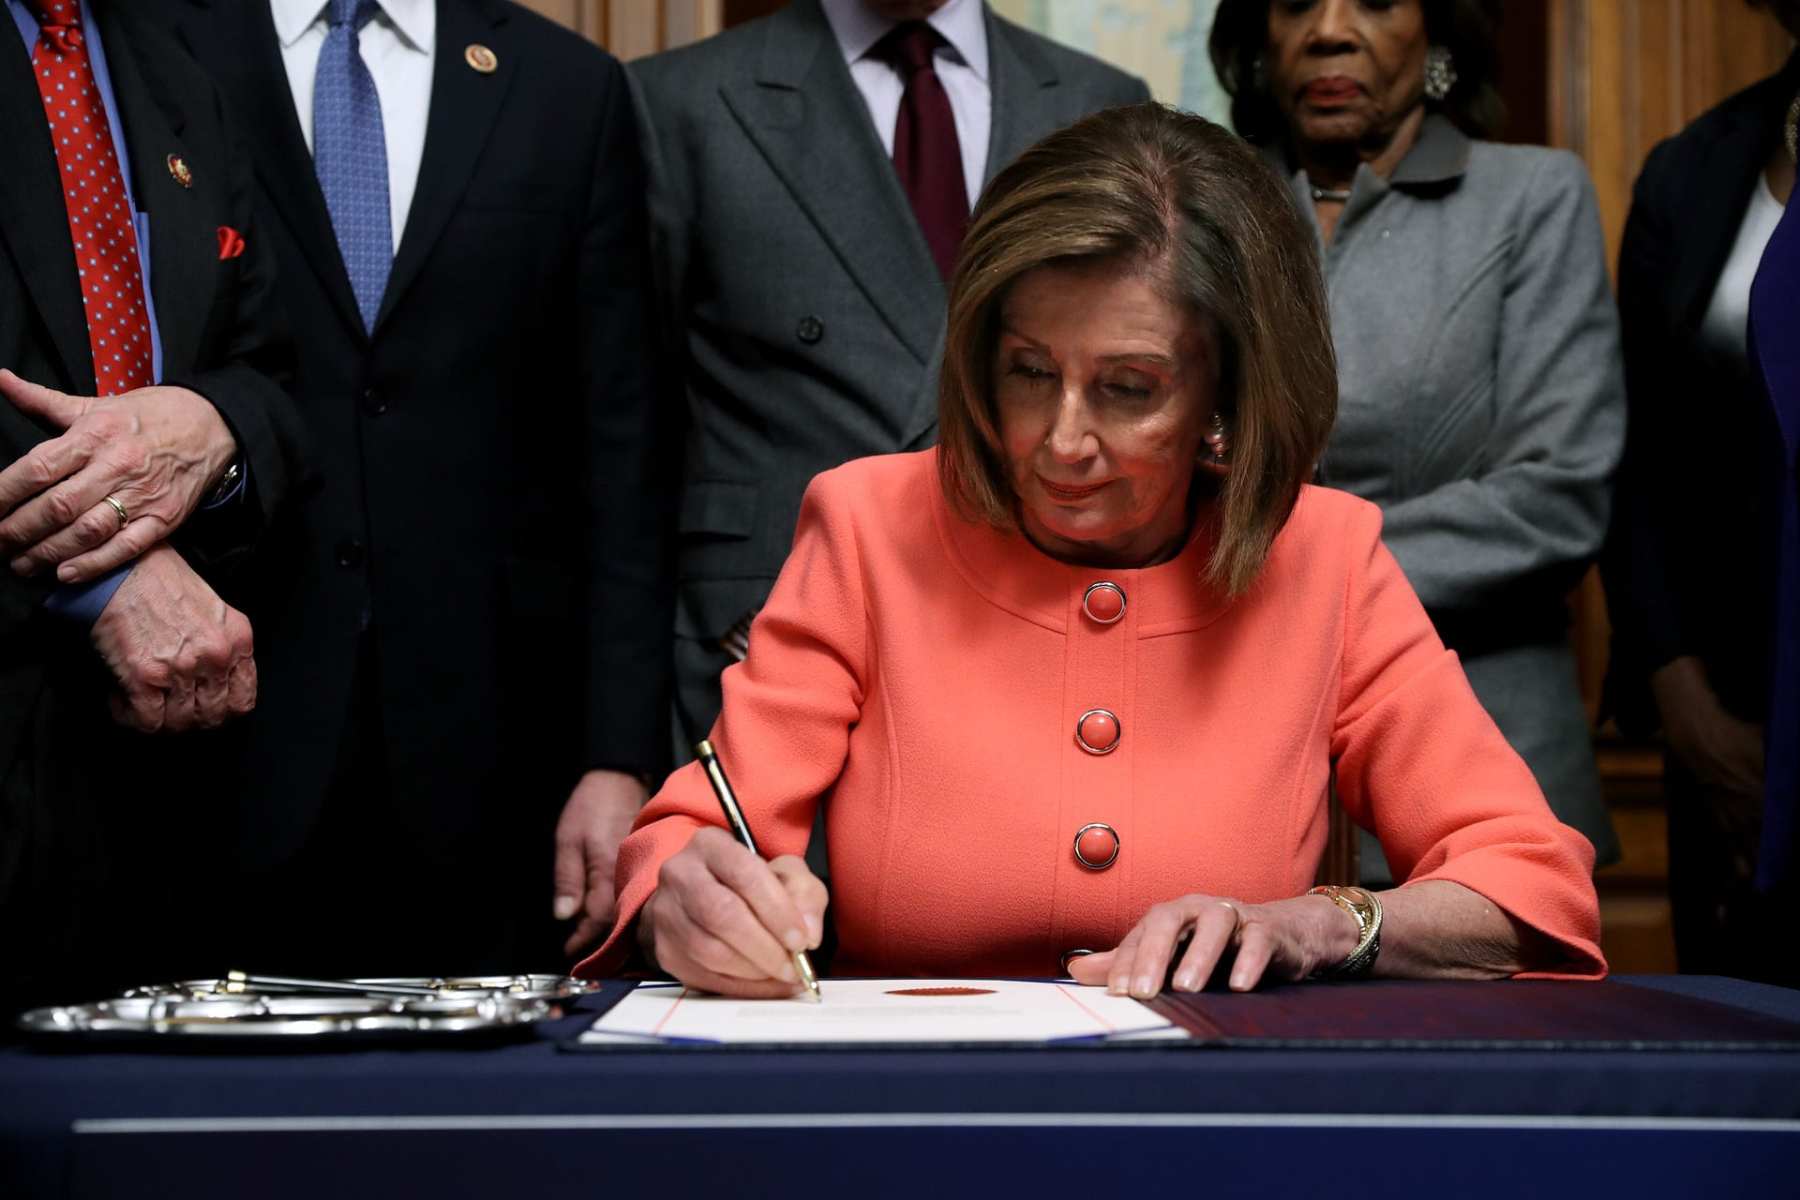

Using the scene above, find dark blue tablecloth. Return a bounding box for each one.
[3,975,1797,1199]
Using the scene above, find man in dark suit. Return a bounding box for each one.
[0,0,301,1007]
[631,0,1149,755]
[170,0,671,972]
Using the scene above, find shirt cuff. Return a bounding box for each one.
[41,563,132,627]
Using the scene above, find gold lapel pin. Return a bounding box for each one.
[465,43,497,74]
[166,154,193,188]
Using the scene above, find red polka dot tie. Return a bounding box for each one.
[29,0,153,397]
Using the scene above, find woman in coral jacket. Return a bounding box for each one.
[579,104,1604,1000]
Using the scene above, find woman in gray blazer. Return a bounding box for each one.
[1211,0,1624,871]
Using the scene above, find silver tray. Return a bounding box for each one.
[17,991,552,1043]
[122,974,601,1003]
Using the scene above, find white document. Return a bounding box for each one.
[579,979,1176,1046]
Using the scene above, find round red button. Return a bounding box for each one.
[1075,708,1120,754]
[1082,581,1125,625]
[1073,822,1120,870]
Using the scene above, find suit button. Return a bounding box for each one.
[335,539,365,568]
[1082,581,1125,624]
[1073,823,1120,870]
[796,315,824,344]
[360,387,388,416]
[1075,708,1119,754]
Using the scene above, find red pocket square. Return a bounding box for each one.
[217,226,245,260]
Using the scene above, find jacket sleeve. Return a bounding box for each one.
[576,57,677,778]
[1598,138,1696,731]
[1376,151,1625,614]
[160,78,306,571]
[624,61,694,398]
[1330,502,1607,979]
[575,468,869,976]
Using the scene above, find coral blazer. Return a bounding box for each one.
[581,450,1605,980]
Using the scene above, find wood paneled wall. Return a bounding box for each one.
[1551,0,1789,269]
[1544,2,1787,731]
[512,0,721,59]
[1541,1,1789,729]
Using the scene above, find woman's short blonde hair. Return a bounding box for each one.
[937,102,1338,597]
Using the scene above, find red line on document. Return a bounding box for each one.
[1053,982,1117,1033]
[650,990,690,1037]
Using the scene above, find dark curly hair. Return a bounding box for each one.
[1209,0,1505,145]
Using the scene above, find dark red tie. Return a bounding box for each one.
[872,21,969,282]
[28,0,153,396]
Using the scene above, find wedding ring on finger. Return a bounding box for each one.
[103,494,129,528]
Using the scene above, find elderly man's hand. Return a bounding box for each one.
[553,769,651,957]
[89,543,257,733]
[639,826,827,998]
[0,369,237,583]
[1067,891,1361,998]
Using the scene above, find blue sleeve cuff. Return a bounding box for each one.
[41,563,132,627]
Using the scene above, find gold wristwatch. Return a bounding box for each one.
[1307,884,1382,979]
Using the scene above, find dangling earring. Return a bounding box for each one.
[1423,46,1457,102]
[1250,54,1267,91]
[1204,411,1231,464]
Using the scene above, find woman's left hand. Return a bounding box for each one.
[1066,892,1359,999]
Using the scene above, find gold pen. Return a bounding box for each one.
[694,738,822,1003]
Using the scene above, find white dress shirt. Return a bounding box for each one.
[271,0,434,246]
[821,0,991,209]
[1701,173,1786,363]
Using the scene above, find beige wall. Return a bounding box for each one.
[989,0,1227,118]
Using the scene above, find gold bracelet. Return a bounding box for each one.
[1307,884,1382,979]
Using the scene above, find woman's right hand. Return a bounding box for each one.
[639,826,828,997]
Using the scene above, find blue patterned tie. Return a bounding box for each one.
[313,0,392,331]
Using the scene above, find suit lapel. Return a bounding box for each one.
[0,24,93,392]
[179,0,366,342]
[375,0,515,330]
[720,0,941,366]
[981,9,1058,186]
[97,3,212,381]
[1673,97,1782,334]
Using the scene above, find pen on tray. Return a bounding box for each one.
[693,738,823,1003]
[221,971,440,998]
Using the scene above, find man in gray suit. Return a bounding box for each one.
[629,0,1149,753]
